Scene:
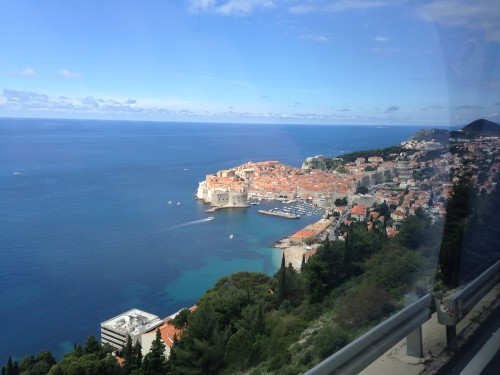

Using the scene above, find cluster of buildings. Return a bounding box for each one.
[258,134,497,248]
[196,159,401,208]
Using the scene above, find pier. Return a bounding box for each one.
[258,209,300,219]
[206,206,221,213]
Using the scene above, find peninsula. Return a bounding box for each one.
[195,119,500,269]
[195,159,399,209]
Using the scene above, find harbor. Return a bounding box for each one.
[256,201,322,219]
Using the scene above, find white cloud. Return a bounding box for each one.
[289,4,317,14]
[3,89,47,102]
[300,33,329,42]
[187,0,275,15]
[326,0,402,13]
[374,36,390,42]
[288,1,409,16]
[455,104,483,110]
[418,0,500,42]
[59,69,82,79]
[10,67,36,77]
[369,47,408,54]
[187,0,217,12]
[0,89,447,125]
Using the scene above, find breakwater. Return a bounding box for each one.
[258,210,300,219]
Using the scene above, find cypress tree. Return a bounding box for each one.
[439,182,471,287]
[1,366,5,375]
[134,340,143,369]
[123,335,133,360]
[380,220,388,241]
[343,224,353,277]
[255,304,265,335]
[165,334,178,372]
[6,357,12,375]
[123,335,136,374]
[278,252,286,303]
[143,329,167,375]
[301,253,306,270]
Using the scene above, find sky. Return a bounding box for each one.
[0,0,499,125]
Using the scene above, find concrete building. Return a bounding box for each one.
[100,309,163,350]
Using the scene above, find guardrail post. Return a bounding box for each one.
[446,325,457,351]
[435,260,500,352]
[405,293,423,357]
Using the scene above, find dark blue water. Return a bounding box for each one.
[0,118,446,360]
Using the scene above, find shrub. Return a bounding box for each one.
[334,285,395,328]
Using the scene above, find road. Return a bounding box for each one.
[328,212,349,240]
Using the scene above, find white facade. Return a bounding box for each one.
[100,309,163,350]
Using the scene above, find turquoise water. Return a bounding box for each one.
[0,118,446,360]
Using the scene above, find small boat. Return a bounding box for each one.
[177,202,181,206]
[168,201,172,205]
[207,217,214,220]
[229,234,234,239]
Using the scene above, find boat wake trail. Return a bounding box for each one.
[169,217,213,229]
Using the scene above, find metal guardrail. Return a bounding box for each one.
[435,259,500,350]
[304,260,500,374]
[304,293,432,375]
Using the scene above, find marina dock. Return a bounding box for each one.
[258,209,300,219]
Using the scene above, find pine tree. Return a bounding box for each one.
[84,335,100,355]
[73,344,84,357]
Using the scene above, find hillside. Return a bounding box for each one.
[451,118,500,138]
[462,118,500,134]
[407,128,450,143]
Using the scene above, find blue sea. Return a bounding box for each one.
[0,118,446,361]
